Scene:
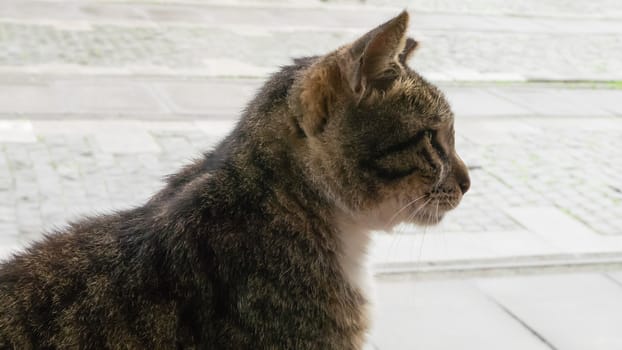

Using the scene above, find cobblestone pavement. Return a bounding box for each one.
[372,0,622,18]
[457,119,622,236]
[1,1,622,80]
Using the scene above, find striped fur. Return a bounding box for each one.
[0,11,468,349]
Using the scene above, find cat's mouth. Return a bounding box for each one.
[409,206,445,226]
[407,193,462,226]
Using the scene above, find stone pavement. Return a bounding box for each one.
[369,271,622,350]
[2,0,622,81]
[1,0,622,349]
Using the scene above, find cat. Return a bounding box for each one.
[0,11,469,349]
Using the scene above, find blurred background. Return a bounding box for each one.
[1,0,621,349]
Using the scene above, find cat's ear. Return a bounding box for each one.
[398,37,419,65]
[343,11,410,97]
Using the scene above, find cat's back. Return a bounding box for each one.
[0,209,188,349]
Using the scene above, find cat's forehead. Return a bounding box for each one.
[374,74,453,125]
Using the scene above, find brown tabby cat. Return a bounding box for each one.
[0,11,469,349]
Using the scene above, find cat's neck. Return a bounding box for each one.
[335,214,374,293]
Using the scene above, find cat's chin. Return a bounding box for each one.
[410,210,445,226]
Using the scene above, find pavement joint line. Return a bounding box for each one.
[4,67,622,85]
[0,72,618,89]
[605,274,622,288]
[148,83,182,114]
[0,114,210,121]
[373,254,622,278]
[481,292,558,350]
[0,64,528,83]
[0,66,553,83]
[1,113,618,121]
[2,113,620,123]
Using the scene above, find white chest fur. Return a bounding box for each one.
[336,219,373,293]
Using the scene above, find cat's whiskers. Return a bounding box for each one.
[450,199,460,210]
[435,200,440,224]
[395,197,431,261]
[416,200,436,262]
[403,198,432,229]
[387,194,427,228]
[387,198,431,260]
[434,200,449,254]
[439,198,461,255]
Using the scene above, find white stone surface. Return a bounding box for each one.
[505,206,622,254]
[369,277,551,350]
[155,81,259,115]
[195,120,238,148]
[59,81,166,113]
[32,120,197,134]
[95,130,161,154]
[609,272,622,285]
[370,230,557,267]
[0,121,36,143]
[491,88,614,117]
[0,84,67,114]
[194,120,237,135]
[477,274,622,350]
[456,119,542,145]
[203,58,275,77]
[0,245,23,261]
[443,88,532,117]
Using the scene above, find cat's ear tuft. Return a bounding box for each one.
[343,11,410,97]
[398,37,419,65]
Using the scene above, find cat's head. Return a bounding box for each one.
[289,11,470,230]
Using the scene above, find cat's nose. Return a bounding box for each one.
[459,176,470,194]
[452,154,470,194]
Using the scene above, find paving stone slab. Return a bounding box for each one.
[1,77,618,121]
[0,121,36,143]
[490,88,615,117]
[58,81,166,113]
[95,130,161,154]
[608,272,622,285]
[477,274,622,350]
[455,119,542,145]
[154,80,261,115]
[556,89,622,116]
[369,277,551,350]
[193,120,237,132]
[505,206,622,253]
[0,84,67,114]
[442,87,532,117]
[370,230,562,267]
